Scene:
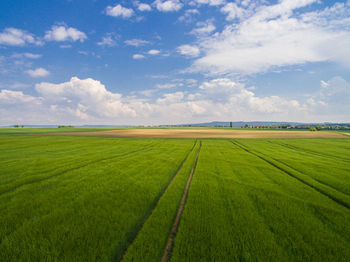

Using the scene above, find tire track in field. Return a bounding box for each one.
[267,140,350,164]
[118,141,198,262]
[161,141,201,262]
[0,143,157,197]
[231,140,350,210]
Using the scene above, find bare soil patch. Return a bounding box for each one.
[43,128,345,139]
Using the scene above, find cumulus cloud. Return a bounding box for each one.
[44,25,87,42]
[0,28,41,46]
[177,44,200,57]
[12,53,42,59]
[125,38,150,47]
[106,4,134,18]
[0,76,317,125]
[178,9,199,23]
[221,2,247,21]
[187,0,350,75]
[190,0,225,6]
[25,68,50,78]
[35,77,136,120]
[148,49,161,55]
[191,20,216,35]
[156,83,178,89]
[137,3,152,11]
[153,0,183,12]
[133,54,145,59]
[97,35,117,47]
[0,89,41,104]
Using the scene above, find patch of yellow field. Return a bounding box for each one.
[43,128,346,138]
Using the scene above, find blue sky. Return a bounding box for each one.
[0,0,350,125]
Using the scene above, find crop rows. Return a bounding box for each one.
[0,135,195,261]
[170,139,350,261]
[0,135,349,261]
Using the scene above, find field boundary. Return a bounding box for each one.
[231,140,350,210]
[161,141,202,262]
[118,140,197,262]
[34,128,346,139]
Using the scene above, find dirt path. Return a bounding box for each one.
[119,141,197,262]
[161,141,202,262]
[39,128,345,138]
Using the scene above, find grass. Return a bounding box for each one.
[0,134,349,261]
[122,141,200,262]
[0,135,194,261]
[171,139,350,261]
[0,127,124,134]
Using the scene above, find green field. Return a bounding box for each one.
[0,133,349,261]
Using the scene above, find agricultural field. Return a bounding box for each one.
[0,130,349,261]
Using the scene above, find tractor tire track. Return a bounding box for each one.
[118,140,198,262]
[267,140,350,164]
[0,143,157,197]
[231,140,350,210]
[161,141,201,262]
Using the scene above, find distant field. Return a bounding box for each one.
[43,128,346,138]
[0,127,123,134]
[0,134,349,261]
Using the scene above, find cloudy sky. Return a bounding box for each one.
[0,0,350,125]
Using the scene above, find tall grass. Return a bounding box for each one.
[0,135,194,261]
[171,140,350,261]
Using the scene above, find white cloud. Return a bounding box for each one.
[97,35,117,47]
[44,25,87,42]
[125,38,150,47]
[35,77,136,120]
[12,53,42,59]
[25,68,50,78]
[221,2,247,21]
[138,3,152,11]
[153,0,183,12]
[156,83,178,89]
[148,49,161,55]
[0,89,40,104]
[189,0,350,75]
[190,0,225,6]
[78,51,88,55]
[106,4,134,18]
[0,28,41,46]
[177,44,200,57]
[133,54,145,59]
[191,20,216,35]
[2,76,350,125]
[178,9,199,23]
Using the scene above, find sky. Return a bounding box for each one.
[0,0,350,125]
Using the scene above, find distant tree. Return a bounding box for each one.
[315,125,322,131]
[230,122,232,128]
[13,124,19,128]
[280,124,290,129]
[244,124,249,128]
[309,127,316,131]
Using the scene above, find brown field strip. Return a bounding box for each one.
[40,128,345,138]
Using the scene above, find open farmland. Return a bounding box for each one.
[42,128,345,138]
[0,132,349,261]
